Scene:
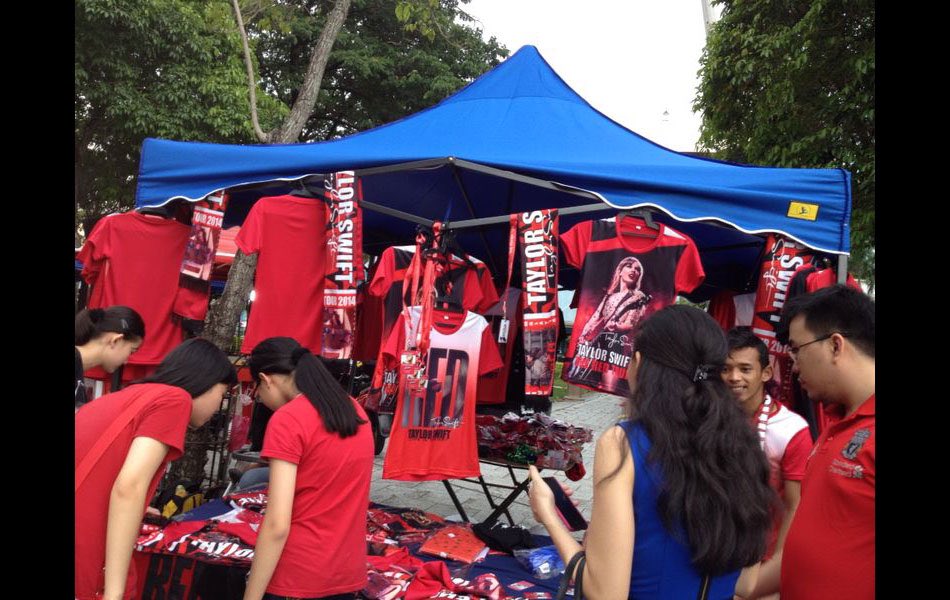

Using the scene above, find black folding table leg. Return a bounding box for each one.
[478,476,515,526]
[483,478,531,525]
[441,480,470,523]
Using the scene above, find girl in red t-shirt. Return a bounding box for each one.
[75,306,146,409]
[75,338,237,600]
[243,337,374,600]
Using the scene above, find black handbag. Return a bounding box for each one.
[556,551,586,600]
[555,552,710,600]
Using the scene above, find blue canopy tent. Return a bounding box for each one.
[134,45,852,299]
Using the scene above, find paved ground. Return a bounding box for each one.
[369,391,625,534]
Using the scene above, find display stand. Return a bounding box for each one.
[441,457,557,527]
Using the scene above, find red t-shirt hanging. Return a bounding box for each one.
[561,217,704,396]
[476,287,522,405]
[382,307,503,480]
[75,383,192,600]
[236,195,327,354]
[78,212,192,365]
[368,246,498,410]
[260,394,374,597]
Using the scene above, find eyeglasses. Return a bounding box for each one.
[788,333,835,357]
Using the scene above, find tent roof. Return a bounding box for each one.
[134,45,852,299]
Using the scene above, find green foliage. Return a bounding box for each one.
[695,0,874,287]
[75,0,505,232]
[75,0,285,222]
[250,0,507,140]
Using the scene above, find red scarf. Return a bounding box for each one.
[507,210,559,396]
[321,172,363,358]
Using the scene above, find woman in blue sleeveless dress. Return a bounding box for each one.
[529,305,774,599]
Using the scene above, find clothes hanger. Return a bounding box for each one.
[288,175,324,200]
[434,295,464,314]
[617,208,660,238]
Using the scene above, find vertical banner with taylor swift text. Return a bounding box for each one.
[751,234,816,406]
[173,191,229,323]
[514,209,559,396]
[322,171,364,359]
[180,191,229,282]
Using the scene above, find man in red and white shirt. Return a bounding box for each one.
[723,327,812,585]
[750,285,875,600]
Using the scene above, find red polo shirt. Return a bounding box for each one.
[781,395,875,600]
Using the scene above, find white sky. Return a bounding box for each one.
[463,0,721,152]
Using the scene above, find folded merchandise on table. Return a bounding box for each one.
[476,412,593,478]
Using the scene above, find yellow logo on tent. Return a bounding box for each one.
[787,202,819,221]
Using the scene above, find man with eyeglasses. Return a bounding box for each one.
[747,285,874,600]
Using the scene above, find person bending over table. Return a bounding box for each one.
[243,337,374,600]
[75,338,237,600]
[528,305,774,599]
[75,306,146,410]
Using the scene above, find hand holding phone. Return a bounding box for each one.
[543,476,588,531]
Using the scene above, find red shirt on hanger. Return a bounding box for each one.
[561,217,704,396]
[236,195,327,355]
[381,307,503,480]
[78,212,192,366]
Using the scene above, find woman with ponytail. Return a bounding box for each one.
[528,305,774,599]
[75,306,146,409]
[76,338,236,600]
[243,337,373,600]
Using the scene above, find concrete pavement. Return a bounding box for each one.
[369,391,626,534]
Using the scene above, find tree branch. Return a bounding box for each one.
[273,0,352,143]
[231,0,269,143]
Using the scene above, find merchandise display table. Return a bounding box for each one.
[441,458,541,527]
[132,498,566,599]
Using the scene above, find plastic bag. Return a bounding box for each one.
[514,544,565,580]
[228,392,253,452]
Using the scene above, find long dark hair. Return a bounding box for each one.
[135,338,236,397]
[626,305,773,574]
[248,337,366,437]
[75,306,146,345]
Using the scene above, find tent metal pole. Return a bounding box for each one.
[361,200,434,227]
[449,164,499,272]
[450,157,604,202]
[837,255,848,284]
[354,158,450,177]
[449,202,612,229]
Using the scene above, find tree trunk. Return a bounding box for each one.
[205,248,258,351]
[271,0,351,143]
[166,249,258,485]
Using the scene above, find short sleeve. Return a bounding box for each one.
[78,216,113,286]
[707,290,737,332]
[261,407,306,465]
[235,201,265,255]
[460,268,486,312]
[476,266,500,312]
[133,387,192,460]
[369,247,397,297]
[781,427,814,482]
[381,313,407,362]
[478,326,504,375]
[560,221,591,270]
[673,236,705,294]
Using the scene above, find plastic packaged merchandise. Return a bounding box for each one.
[476,412,593,473]
[513,544,565,580]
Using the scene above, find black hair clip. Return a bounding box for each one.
[692,365,716,382]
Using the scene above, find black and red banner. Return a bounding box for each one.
[322,171,363,359]
[751,234,816,405]
[180,192,228,283]
[512,210,559,396]
[173,192,229,323]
